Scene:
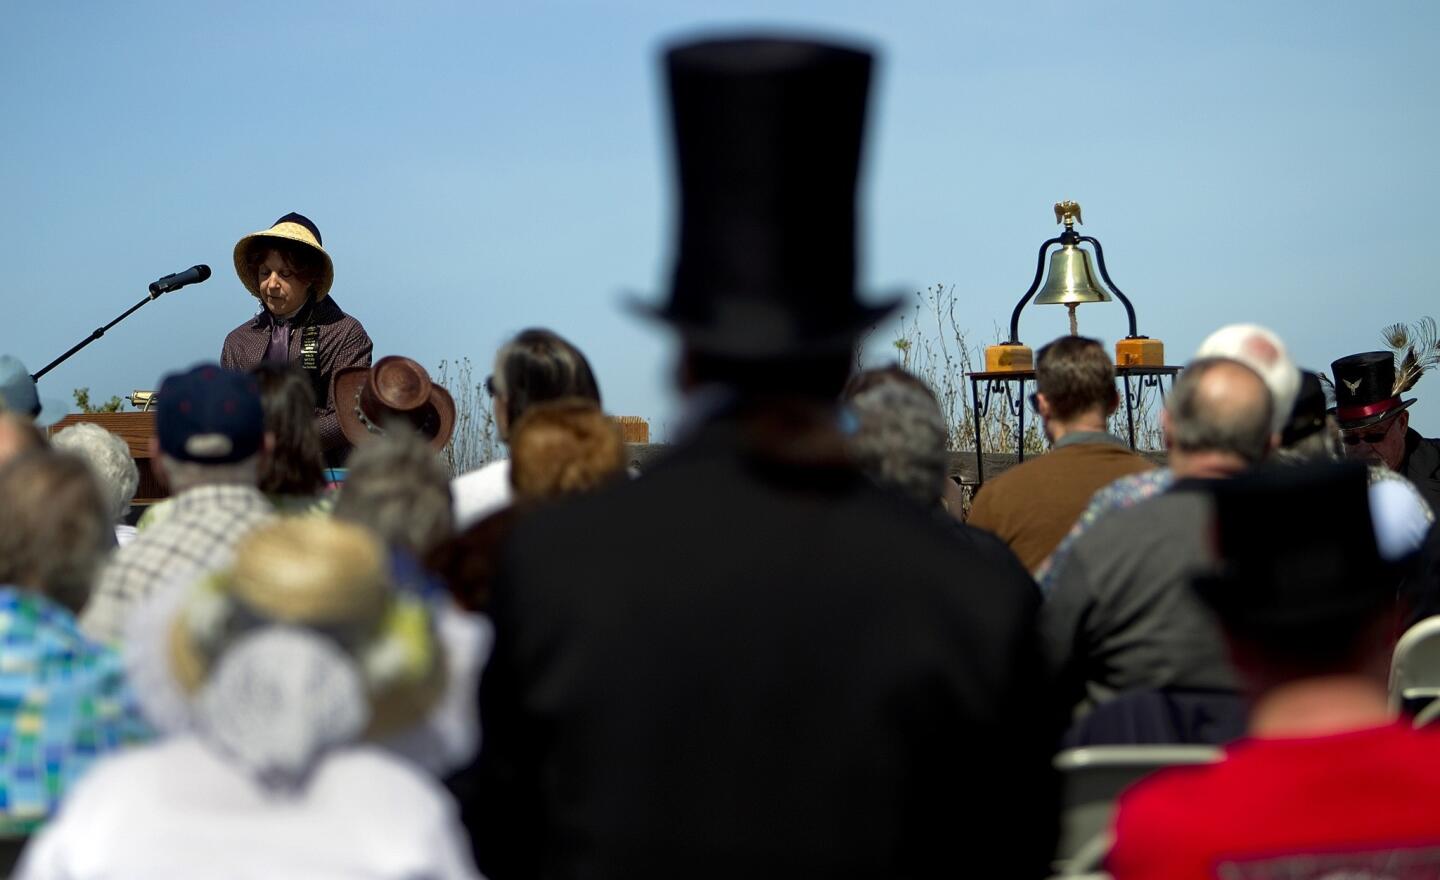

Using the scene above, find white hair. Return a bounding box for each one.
[159,453,260,494]
[51,422,139,523]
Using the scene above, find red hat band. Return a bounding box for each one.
[1336,396,1402,423]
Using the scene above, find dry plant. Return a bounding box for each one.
[881,284,1164,455]
[1106,377,1166,451]
[434,357,501,477]
[885,284,1045,456]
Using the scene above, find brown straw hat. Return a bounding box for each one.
[232,212,335,301]
[169,519,446,739]
[333,356,456,450]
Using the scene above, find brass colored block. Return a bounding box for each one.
[984,344,1034,373]
[1116,337,1164,367]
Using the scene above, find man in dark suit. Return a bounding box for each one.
[457,35,1056,880]
[1333,351,1440,514]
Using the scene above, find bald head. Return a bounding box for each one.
[1166,358,1274,465]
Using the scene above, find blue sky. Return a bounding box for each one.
[4,1,1439,438]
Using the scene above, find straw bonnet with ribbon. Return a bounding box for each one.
[232,212,335,301]
[333,356,456,450]
[629,36,900,359]
[169,518,446,740]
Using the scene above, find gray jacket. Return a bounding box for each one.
[1039,482,1237,714]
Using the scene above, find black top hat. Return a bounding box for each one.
[1193,462,1404,636]
[632,36,900,359]
[1280,370,1328,447]
[1330,351,1416,431]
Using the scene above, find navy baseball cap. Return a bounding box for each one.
[157,364,264,463]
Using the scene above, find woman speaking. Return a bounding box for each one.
[220,213,373,465]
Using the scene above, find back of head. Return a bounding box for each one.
[509,399,627,504]
[0,449,112,611]
[333,427,453,557]
[156,364,265,492]
[50,422,139,524]
[1275,370,1342,464]
[1035,335,1118,421]
[843,366,948,507]
[1194,323,1298,436]
[1167,357,1274,464]
[250,362,325,496]
[493,329,601,433]
[682,347,854,401]
[1196,462,1403,682]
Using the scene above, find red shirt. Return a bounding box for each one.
[1110,723,1440,879]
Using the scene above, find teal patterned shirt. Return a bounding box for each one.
[0,588,151,834]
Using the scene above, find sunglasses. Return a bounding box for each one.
[1342,422,1393,446]
[484,375,497,397]
[1028,392,1040,413]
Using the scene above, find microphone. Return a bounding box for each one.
[149,264,212,296]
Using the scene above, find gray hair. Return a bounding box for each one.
[159,454,260,494]
[1167,357,1274,464]
[0,450,112,611]
[1274,414,1343,465]
[333,429,454,558]
[846,377,950,507]
[51,422,139,523]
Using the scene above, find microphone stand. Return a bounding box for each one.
[30,289,165,382]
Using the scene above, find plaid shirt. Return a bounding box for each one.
[80,484,275,644]
[0,588,151,834]
[220,295,372,454]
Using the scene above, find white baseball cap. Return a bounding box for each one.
[1194,324,1300,437]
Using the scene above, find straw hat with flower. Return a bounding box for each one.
[232,212,335,301]
[169,518,445,738]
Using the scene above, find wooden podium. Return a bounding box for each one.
[48,412,166,503]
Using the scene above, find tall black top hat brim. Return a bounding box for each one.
[638,35,900,358]
[626,291,902,359]
[1330,398,1416,433]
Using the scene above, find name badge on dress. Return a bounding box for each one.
[300,325,320,371]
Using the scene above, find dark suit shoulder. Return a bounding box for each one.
[501,438,1040,654]
[1405,430,1440,479]
[1401,430,1440,515]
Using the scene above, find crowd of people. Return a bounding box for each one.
[2,33,1440,880]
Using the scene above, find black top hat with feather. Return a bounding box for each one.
[1330,317,1440,431]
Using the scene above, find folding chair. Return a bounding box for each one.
[1052,745,1221,875]
[1389,615,1440,722]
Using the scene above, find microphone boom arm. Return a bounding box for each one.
[30,291,162,382]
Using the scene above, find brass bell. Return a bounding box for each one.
[1033,244,1112,306]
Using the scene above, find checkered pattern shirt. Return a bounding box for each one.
[80,484,274,644]
[0,588,151,834]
